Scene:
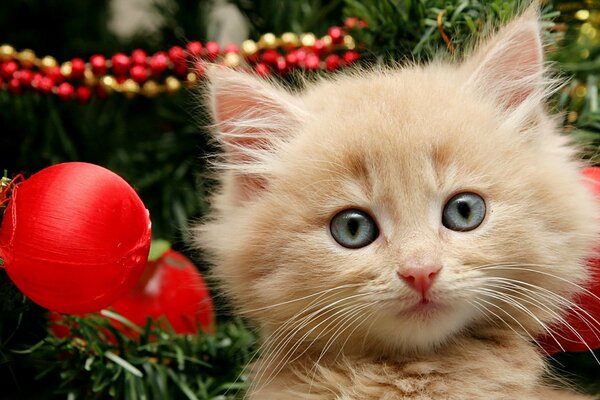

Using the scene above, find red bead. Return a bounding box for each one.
[193,61,205,78]
[225,43,239,54]
[46,66,63,84]
[285,52,298,67]
[254,63,270,77]
[325,54,341,71]
[150,52,169,76]
[76,86,92,104]
[111,53,131,76]
[328,26,344,44]
[205,41,220,61]
[8,78,21,95]
[37,76,54,94]
[17,69,34,86]
[1,61,18,79]
[276,58,288,75]
[168,46,185,64]
[313,39,327,55]
[261,49,279,66]
[186,41,203,58]
[56,82,74,101]
[304,53,320,70]
[71,58,86,79]
[130,65,148,83]
[344,17,359,29]
[90,55,107,76]
[293,48,307,64]
[131,49,147,66]
[343,51,359,64]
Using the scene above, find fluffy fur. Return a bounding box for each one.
[195,5,600,399]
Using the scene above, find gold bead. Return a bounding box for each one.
[241,39,258,57]
[83,68,96,86]
[120,78,139,98]
[60,61,73,77]
[142,80,160,97]
[258,33,278,49]
[165,76,181,94]
[281,32,299,48]
[223,53,241,68]
[100,75,117,93]
[40,55,57,70]
[343,35,356,50]
[300,33,316,47]
[0,44,16,61]
[18,49,36,68]
[321,35,332,47]
[185,72,198,87]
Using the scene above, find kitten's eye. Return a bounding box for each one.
[442,192,486,232]
[330,209,379,249]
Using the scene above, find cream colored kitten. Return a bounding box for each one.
[196,6,600,400]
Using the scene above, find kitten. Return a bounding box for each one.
[196,5,600,400]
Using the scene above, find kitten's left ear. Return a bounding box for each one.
[463,5,545,110]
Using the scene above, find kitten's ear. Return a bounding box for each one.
[463,5,545,110]
[205,66,306,200]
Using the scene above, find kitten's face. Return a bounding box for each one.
[199,11,599,355]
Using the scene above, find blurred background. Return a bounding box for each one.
[0,0,599,398]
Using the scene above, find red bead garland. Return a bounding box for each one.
[0,21,364,101]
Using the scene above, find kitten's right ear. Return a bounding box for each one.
[205,66,306,200]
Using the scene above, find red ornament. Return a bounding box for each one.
[1,61,18,79]
[7,78,21,95]
[343,50,359,64]
[255,63,270,77]
[304,53,320,70]
[76,86,92,104]
[70,58,86,79]
[313,39,327,55]
[168,46,186,65]
[16,69,34,87]
[149,51,169,76]
[539,167,600,354]
[110,247,214,335]
[328,26,344,44]
[36,76,54,94]
[0,162,151,314]
[186,41,203,58]
[205,41,220,61]
[46,66,63,84]
[111,53,131,76]
[130,65,148,84]
[224,43,239,54]
[261,49,280,66]
[325,54,341,71]
[56,82,74,101]
[90,54,107,76]
[131,49,147,66]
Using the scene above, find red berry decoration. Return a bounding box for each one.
[224,43,239,54]
[130,65,148,84]
[325,54,341,71]
[131,49,147,66]
[90,54,107,76]
[205,41,220,61]
[7,78,21,95]
[36,76,54,94]
[304,53,320,70]
[56,82,74,101]
[186,41,203,58]
[150,51,169,76]
[0,162,151,314]
[70,58,86,79]
[17,69,33,87]
[111,53,131,76]
[76,86,92,104]
[328,26,344,44]
[1,60,18,79]
[343,51,359,64]
[110,246,214,334]
[46,66,63,84]
[538,167,600,354]
[255,63,270,77]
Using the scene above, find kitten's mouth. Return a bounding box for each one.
[398,298,446,317]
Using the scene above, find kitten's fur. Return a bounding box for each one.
[196,5,600,399]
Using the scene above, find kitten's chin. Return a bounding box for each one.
[372,300,476,353]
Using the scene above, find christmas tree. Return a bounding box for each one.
[0,0,599,398]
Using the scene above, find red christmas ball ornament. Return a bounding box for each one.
[343,50,359,65]
[130,65,148,84]
[539,167,600,354]
[56,82,74,101]
[186,41,203,58]
[325,54,341,71]
[110,246,214,335]
[131,49,148,66]
[7,78,21,95]
[90,54,107,76]
[111,53,131,76]
[304,53,320,70]
[255,63,270,77]
[1,60,18,79]
[17,69,34,87]
[76,86,92,104]
[150,51,169,76]
[70,58,86,79]
[328,26,344,44]
[36,76,54,94]
[224,43,239,54]
[0,162,151,314]
[205,41,220,61]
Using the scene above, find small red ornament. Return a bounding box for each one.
[90,54,107,76]
[17,69,33,87]
[261,49,279,66]
[255,62,270,77]
[205,41,220,61]
[224,43,239,54]
[1,61,18,79]
[110,247,214,334]
[111,53,131,76]
[76,86,92,104]
[539,167,600,354]
[325,54,341,71]
[70,58,86,79]
[304,53,320,70]
[131,49,147,66]
[328,26,344,44]
[36,76,54,94]
[0,162,151,314]
[7,78,21,95]
[56,82,74,101]
[46,66,63,84]
[343,51,359,64]
[130,65,148,84]
[150,51,169,76]
[186,41,203,58]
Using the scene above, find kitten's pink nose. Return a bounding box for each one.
[397,265,441,294]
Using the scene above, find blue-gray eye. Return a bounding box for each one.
[442,192,486,231]
[330,209,379,249]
